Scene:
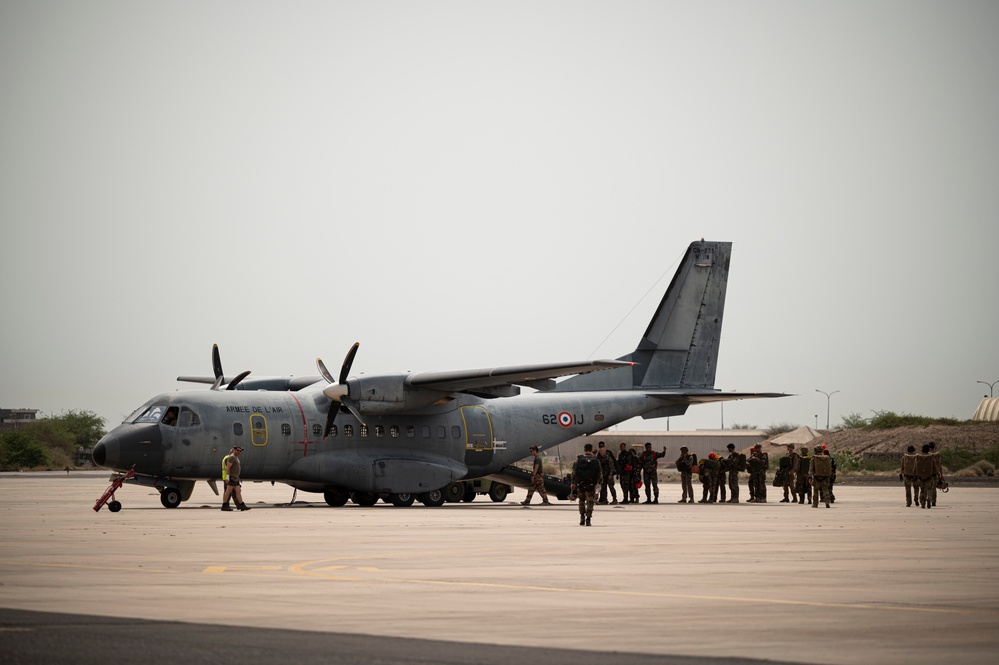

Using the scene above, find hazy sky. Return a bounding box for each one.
[2,1,997,433]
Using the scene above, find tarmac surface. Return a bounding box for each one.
[2,472,998,665]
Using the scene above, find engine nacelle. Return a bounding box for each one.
[347,374,448,415]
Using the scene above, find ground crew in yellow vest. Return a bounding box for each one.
[221,446,251,511]
[521,446,551,505]
[900,445,918,508]
[809,445,833,508]
[795,447,811,505]
[913,444,936,509]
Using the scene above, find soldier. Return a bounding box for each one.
[823,447,837,503]
[913,444,936,509]
[521,446,551,505]
[809,444,833,508]
[716,453,729,503]
[571,443,603,526]
[725,443,742,503]
[699,453,721,503]
[900,445,918,507]
[794,446,812,505]
[638,442,667,504]
[928,441,943,507]
[747,444,768,503]
[617,443,637,505]
[596,441,618,505]
[675,446,696,503]
[780,444,799,503]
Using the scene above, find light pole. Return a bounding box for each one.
[815,389,839,429]
[977,380,998,398]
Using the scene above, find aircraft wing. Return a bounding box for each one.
[407,360,634,393]
[646,390,791,403]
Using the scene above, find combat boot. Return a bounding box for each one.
[237,503,251,511]
[579,516,586,526]
[585,518,591,527]
[221,504,233,511]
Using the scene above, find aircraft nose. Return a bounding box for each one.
[92,432,119,468]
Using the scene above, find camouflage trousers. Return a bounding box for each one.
[576,485,597,520]
[811,476,831,507]
[728,471,739,502]
[904,475,917,506]
[679,472,694,502]
[524,475,548,503]
[598,475,618,503]
[643,470,659,500]
[749,471,767,501]
[917,477,935,508]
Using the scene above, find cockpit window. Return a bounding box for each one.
[162,407,179,426]
[178,407,200,427]
[133,406,166,424]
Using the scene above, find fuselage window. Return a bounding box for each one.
[390,426,400,438]
[344,424,353,437]
[233,423,244,436]
[374,425,384,437]
[329,424,338,437]
[312,424,322,438]
[421,426,431,438]
[406,425,415,438]
[281,423,291,436]
[451,425,461,439]
[436,426,446,439]
[178,407,200,427]
[360,425,368,438]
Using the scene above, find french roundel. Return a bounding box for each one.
[557,411,573,428]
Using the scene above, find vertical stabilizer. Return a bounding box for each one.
[556,240,731,392]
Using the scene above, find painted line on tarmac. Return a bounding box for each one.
[288,558,999,618]
[0,560,177,575]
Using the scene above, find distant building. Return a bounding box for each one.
[0,408,40,432]
[972,398,999,422]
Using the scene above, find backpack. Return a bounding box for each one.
[736,453,747,472]
[575,455,601,487]
[811,455,833,477]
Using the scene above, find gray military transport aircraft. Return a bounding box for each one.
[93,240,784,509]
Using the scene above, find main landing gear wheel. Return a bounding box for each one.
[324,489,349,507]
[390,493,415,507]
[444,482,464,503]
[461,485,476,502]
[419,489,446,507]
[160,487,182,509]
[488,484,509,503]
[351,492,378,507]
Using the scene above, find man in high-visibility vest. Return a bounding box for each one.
[221,447,250,511]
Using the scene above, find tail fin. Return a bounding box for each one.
[557,240,731,392]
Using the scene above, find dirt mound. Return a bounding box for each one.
[807,422,999,455]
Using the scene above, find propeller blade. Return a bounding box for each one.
[341,396,365,425]
[212,344,224,383]
[226,370,251,390]
[323,404,337,438]
[339,342,359,385]
[210,376,224,391]
[316,357,336,385]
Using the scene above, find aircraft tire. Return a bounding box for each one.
[487,484,509,503]
[419,489,446,507]
[160,488,182,509]
[108,500,122,512]
[443,482,464,503]
[390,493,415,507]
[461,486,476,502]
[351,492,378,507]
[323,489,349,507]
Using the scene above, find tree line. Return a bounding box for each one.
[0,411,106,470]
